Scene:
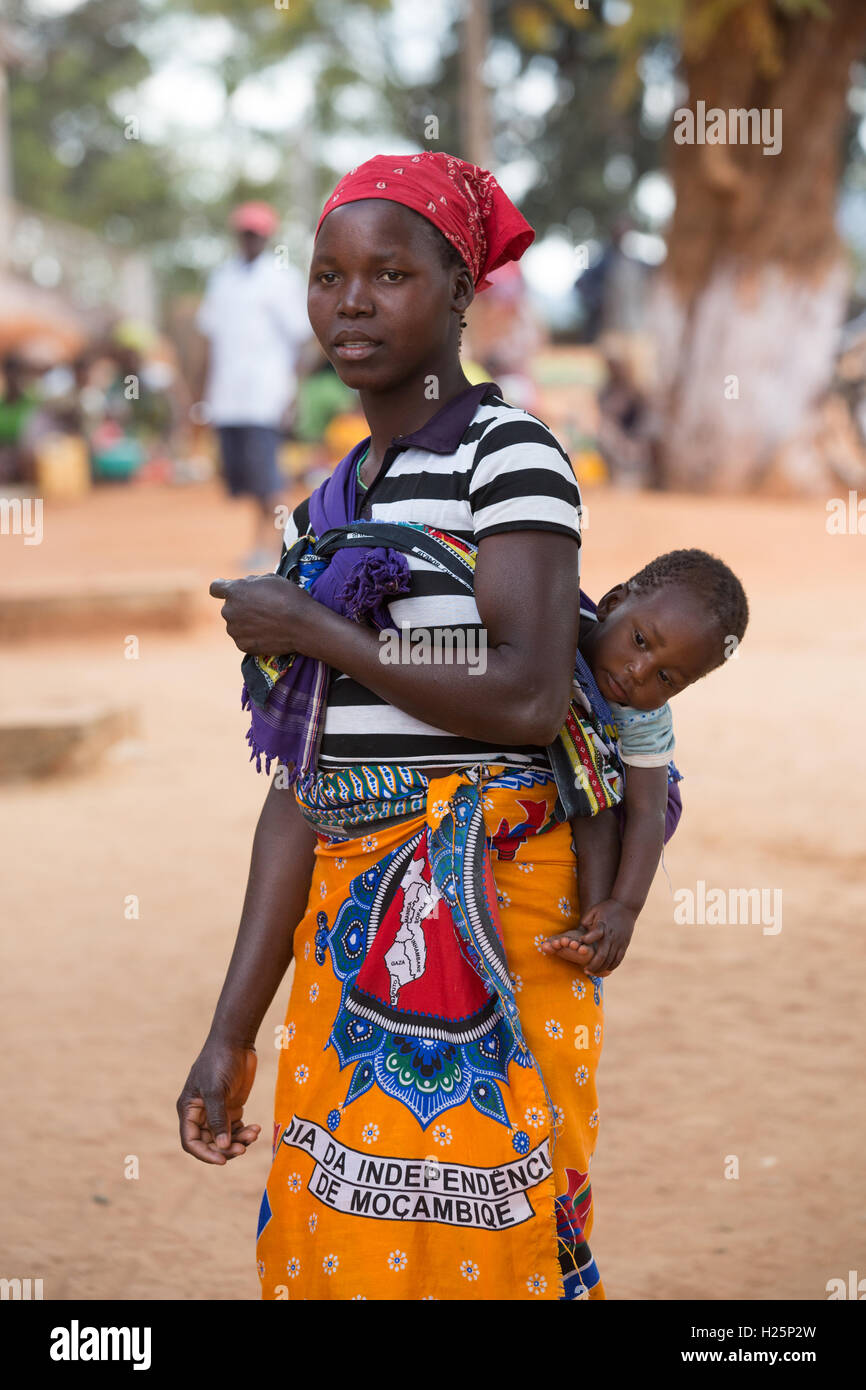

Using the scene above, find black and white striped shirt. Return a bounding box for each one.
[281,382,581,771]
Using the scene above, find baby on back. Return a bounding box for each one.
[543,548,749,976]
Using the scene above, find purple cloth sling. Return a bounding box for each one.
[240,440,411,779]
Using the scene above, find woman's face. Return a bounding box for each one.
[308,200,471,392]
[586,584,722,711]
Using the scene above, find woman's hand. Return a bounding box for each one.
[209,574,317,655]
[177,1039,261,1165]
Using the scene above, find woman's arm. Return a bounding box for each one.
[177,777,317,1165]
[208,777,317,1046]
[210,530,581,747]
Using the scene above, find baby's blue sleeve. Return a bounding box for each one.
[608,701,675,768]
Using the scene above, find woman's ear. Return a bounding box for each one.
[595,582,629,620]
[453,269,475,316]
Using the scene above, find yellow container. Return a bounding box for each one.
[573,449,609,488]
[35,433,91,501]
[278,441,315,480]
[324,412,368,463]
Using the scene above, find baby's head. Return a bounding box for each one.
[582,549,749,712]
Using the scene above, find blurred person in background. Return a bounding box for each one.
[577,217,646,343]
[86,324,169,483]
[195,201,310,568]
[19,352,92,501]
[0,354,38,485]
[466,260,541,411]
[596,342,653,489]
[96,322,191,483]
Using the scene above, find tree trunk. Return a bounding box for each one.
[653,0,866,492]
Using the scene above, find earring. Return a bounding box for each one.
[458,316,468,353]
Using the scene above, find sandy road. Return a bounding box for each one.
[1,480,864,1299]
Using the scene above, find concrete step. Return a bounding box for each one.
[0,704,139,781]
[0,572,203,640]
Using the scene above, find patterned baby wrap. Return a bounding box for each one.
[255,760,607,1301]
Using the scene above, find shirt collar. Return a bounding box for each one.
[389,380,501,456]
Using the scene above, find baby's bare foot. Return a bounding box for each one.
[541,930,595,964]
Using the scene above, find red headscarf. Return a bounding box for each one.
[316,152,535,292]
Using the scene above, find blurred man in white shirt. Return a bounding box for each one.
[196,202,309,567]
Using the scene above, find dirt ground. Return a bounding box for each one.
[1,478,864,1301]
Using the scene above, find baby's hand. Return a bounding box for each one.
[542,899,637,976]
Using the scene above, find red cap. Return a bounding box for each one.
[230,202,279,238]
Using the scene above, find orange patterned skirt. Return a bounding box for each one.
[255,762,605,1300]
